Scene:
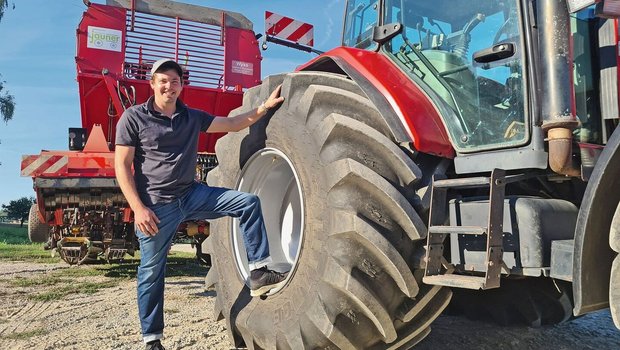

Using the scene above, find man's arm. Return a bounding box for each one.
[114,145,160,236]
[207,85,285,133]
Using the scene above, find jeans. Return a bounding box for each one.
[136,182,270,343]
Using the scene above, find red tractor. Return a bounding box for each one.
[21,0,262,265]
[204,0,620,348]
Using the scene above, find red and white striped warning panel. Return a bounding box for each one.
[265,11,314,47]
[21,155,68,177]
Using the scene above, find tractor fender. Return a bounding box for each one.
[573,126,620,315]
[296,47,455,158]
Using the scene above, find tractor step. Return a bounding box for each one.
[428,225,487,235]
[422,275,487,289]
[423,168,507,290]
[432,177,490,189]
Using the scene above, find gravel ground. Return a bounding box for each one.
[0,260,619,350]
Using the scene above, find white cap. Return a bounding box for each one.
[150,58,183,78]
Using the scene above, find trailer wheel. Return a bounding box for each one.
[28,204,49,243]
[447,277,574,327]
[205,72,451,349]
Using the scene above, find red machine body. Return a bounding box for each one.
[20,0,262,264]
[298,47,455,158]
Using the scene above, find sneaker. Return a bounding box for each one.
[145,340,165,350]
[249,267,289,296]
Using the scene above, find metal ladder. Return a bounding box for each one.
[423,168,506,290]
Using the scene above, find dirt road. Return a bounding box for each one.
[1,260,619,349]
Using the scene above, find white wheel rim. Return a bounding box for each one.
[233,148,304,291]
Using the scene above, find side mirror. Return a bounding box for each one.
[373,23,403,46]
[473,43,516,64]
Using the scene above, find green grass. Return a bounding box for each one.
[0,223,59,262]
[10,275,65,287]
[29,281,119,302]
[1,328,47,340]
[0,242,60,263]
[0,223,30,244]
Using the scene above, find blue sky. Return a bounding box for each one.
[0,0,344,205]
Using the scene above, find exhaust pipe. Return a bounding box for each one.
[548,128,581,177]
[538,0,581,177]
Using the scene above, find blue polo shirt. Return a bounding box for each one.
[115,96,215,206]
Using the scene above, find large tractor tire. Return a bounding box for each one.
[205,72,451,349]
[610,201,620,328]
[28,204,49,243]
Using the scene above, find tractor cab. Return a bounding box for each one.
[342,0,619,176]
[344,0,528,153]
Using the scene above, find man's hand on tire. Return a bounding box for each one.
[264,85,285,109]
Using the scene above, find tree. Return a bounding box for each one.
[0,0,11,21]
[2,196,34,227]
[0,0,15,123]
[0,76,15,123]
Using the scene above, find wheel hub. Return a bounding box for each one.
[233,148,304,292]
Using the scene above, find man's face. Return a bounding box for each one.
[150,69,183,104]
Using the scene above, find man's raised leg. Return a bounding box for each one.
[181,182,287,295]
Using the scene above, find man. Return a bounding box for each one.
[114,59,287,350]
